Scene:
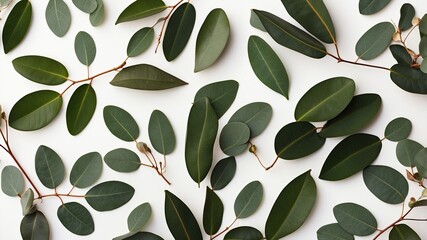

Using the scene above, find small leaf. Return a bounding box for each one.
[390,64,427,94]
[317,223,354,240]
[13,55,69,85]
[110,64,188,90]
[414,148,427,178]
[389,45,412,66]
[75,31,96,66]
[229,102,272,138]
[295,77,355,122]
[69,152,103,188]
[104,148,141,173]
[265,170,316,239]
[355,22,395,60]
[45,0,71,37]
[2,0,32,53]
[1,166,25,197]
[114,232,164,240]
[248,35,289,99]
[203,187,224,235]
[163,3,196,61]
[194,8,230,72]
[334,203,377,236]
[85,181,135,211]
[220,122,250,156]
[116,0,166,24]
[89,0,105,27]
[389,224,421,240]
[399,4,415,31]
[35,145,65,189]
[234,181,263,219]
[250,10,266,32]
[21,189,35,215]
[66,84,97,135]
[210,156,236,190]
[20,211,49,240]
[385,117,412,141]
[72,0,97,13]
[396,139,423,167]
[224,226,263,240]
[128,203,152,232]
[127,27,155,58]
[149,110,176,155]
[57,202,94,235]
[103,105,139,142]
[359,0,391,15]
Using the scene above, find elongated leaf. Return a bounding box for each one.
[72,0,97,13]
[57,202,94,235]
[185,98,218,185]
[110,64,188,90]
[390,45,412,66]
[3,0,32,53]
[163,3,196,61]
[275,121,325,160]
[149,110,175,155]
[420,14,427,37]
[234,181,263,219]
[127,27,154,57]
[253,10,326,58]
[210,156,236,190]
[116,0,166,24]
[250,10,266,32]
[103,105,139,142]
[390,64,427,94]
[265,170,316,239]
[85,181,134,211]
[89,0,104,27]
[128,203,151,232]
[114,232,164,240]
[220,122,250,156]
[317,223,354,240]
[13,55,69,85]
[248,35,289,99]
[1,166,25,197]
[396,139,423,167]
[281,0,336,43]
[411,199,427,208]
[70,152,102,188]
[21,189,35,215]
[359,0,391,15]
[334,203,377,236]
[224,226,263,240]
[295,77,355,122]
[20,211,49,240]
[164,190,202,240]
[229,102,272,138]
[195,8,230,72]
[46,0,71,37]
[420,37,427,58]
[399,4,415,31]
[390,224,421,240]
[66,84,97,135]
[104,148,141,173]
[35,145,65,189]
[414,148,427,178]
[203,187,223,235]
[355,22,395,60]
[319,134,382,181]
[385,117,412,141]
[75,31,96,66]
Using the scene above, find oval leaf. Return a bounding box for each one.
[359,0,391,15]
[234,181,263,219]
[317,223,354,240]
[355,22,395,60]
[3,0,32,53]
[85,181,135,211]
[116,0,166,24]
[149,110,176,155]
[203,187,224,235]
[35,145,65,189]
[396,139,423,167]
[414,148,427,178]
[224,226,263,240]
[69,152,103,188]
[13,55,69,85]
[333,202,377,236]
[229,102,272,138]
[390,64,427,94]
[72,0,97,13]
[210,156,236,191]
[21,189,35,215]
[128,203,152,232]
[385,117,412,141]
[127,27,155,57]
[89,0,104,27]
[399,4,415,31]
[66,84,97,135]
[220,122,250,156]
[390,45,412,66]
[104,148,141,173]
[115,232,164,240]
[389,224,421,240]
[45,0,71,37]
[20,211,49,240]
[57,202,94,235]
[103,105,139,142]
[1,166,25,197]
[75,31,96,66]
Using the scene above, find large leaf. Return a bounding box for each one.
[295,77,355,122]
[163,3,196,61]
[89,0,104,27]
[20,211,49,240]
[85,181,134,211]
[281,0,336,43]
[45,0,71,37]
[128,203,151,232]
[57,202,94,235]
[103,105,139,142]
[115,232,164,240]
[250,10,266,32]
[219,122,250,156]
[210,156,236,190]
[229,102,272,138]
[74,31,96,66]
[224,226,263,240]
[66,84,97,135]
[13,55,68,85]
[265,170,316,239]
[319,134,382,181]
[390,64,427,94]
[389,45,412,66]
[414,148,427,178]
[104,148,141,173]
[355,22,395,60]
[359,0,391,15]
[164,190,202,240]
[1,166,25,197]
[275,121,325,160]
[385,117,412,141]
[35,145,65,189]
[317,223,354,240]
[389,224,421,240]
[194,8,230,72]
[185,98,218,185]
[148,110,175,155]
[333,203,377,236]
[399,4,415,31]
[248,35,289,99]
[203,187,224,235]
[396,139,423,167]
[110,64,187,90]
[2,0,32,53]
[72,0,97,13]
[69,152,103,188]
[21,189,35,215]
[127,27,155,58]
[116,0,166,24]
[253,10,326,58]
[234,181,263,219]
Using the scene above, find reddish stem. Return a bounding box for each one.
[211,218,238,240]
[373,208,414,239]
[154,0,185,52]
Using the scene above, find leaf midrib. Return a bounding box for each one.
[166,193,191,240]
[365,170,404,200]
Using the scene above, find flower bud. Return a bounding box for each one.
[412,17,420,26]
[408,197,417,208]
[422,188,427,198]
[136,142,151,154]
[249,144,257,154]
[392,32,401,42]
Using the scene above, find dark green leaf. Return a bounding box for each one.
[420,14,427,37]
[411,199,427,208]
[203,187,223,235]
[210,156,236,190]
[20,211,49,240]
[45,0,71,37]
[75,31,96,66]
[415,148,427,178]
[399,4,415,31]
[359,0,391,15]
[69,152,103,188]
[319,134,382,181]
[195,8,230,72]
[385,117,412,141]
[35,145,65,189]
[104,148,141,173]
[224,226,263,240]
[128,203,152,232]
[250,10,266,32]
[389,45,412,66]
[72,0,97,13]
[389,224,421,240]
[265,170,316,239]
[420,37,427,58]
[163,3,196,61]
[355,22,395,60]
[85,181,135,211]
[295,77,355,122]
[317,223,354,240]
[229,102,272,138]
[149,110,175,155]
[115,232,164,240]
[421,59,427,74]
[248,35,289,99]
[89,0,105,27]
[396,139,423,167]
[127,27,155,57]
[57,202,94,235]
[103,105,139,142]
[2,0,32,53]
[164,190,202,240]
[220,122,250,156]
[66,84,97,135]
[21,189,35,215]
[1,166,25,197]
[234,181,263,219]
[390,64,427,94]
[333,203,377,236]
[13,55,68,85]
[116,0,166,24]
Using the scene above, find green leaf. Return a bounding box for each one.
[127,27,155,58]
[2,0,32,53]
[420,37,427,58]
[390,224,421,240]
[359,0,391,15]
[389,45,412,66]
[253,10,326,59]
[220,122,250,156]
[229,102,272,138]
[320,94,382,138]
[57,202,94,236]
[224,226,263,240]
[89,0,105,27]
[396,139,423,167]
[0,0,12,7]
[317,223,354,240]
[163,3,196,61]
[333,203,377,236]
[210,156,236,190]
[420,14,427,37]
[115,232,164,240]
[45,0,71,37]
[295,77,355,122]
[69,152,103,188]
[110,64,188,90]
[72,0,97,13]
[103,105,139,142]
[363,165,408,204]
[399,4,415,31]
[194,80,238,119]
[128,203,152,232]
[250,10,266,32]
[66,84,97,135]
[164,190,202,240]
[281,0,336,43]
[411,199,427,208]
[385,117,412,141]
[421,59,427,74]
[13,55,69,85]
[116,0,166,24]
[149,110,176,155]
[203,187,223,235]
[234,181,263,219]
[355,22,395,60]
[35,145,65,189]
[185,98,218,185]
[194,8,230,72]
[1,166,25,197]
[319,134,382,181]
[85,181,135,211]
[265,170,317,239]
[104,148,141,173]
[275,121,325,160]
[20,211,49,240]
[390,64,427,94]
[21,189,35,215]
[75,31,96,66]
[248,35,289,99]
[414,148,427,178]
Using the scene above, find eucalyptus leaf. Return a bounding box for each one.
[389,224,421,240]
[203,187,223,235]
[75,31,96,66]
[116,0,166,24]
[224,226,263,240]
[210,156,236,190]
[85,181,135,211]
[359,0,391,15]
[69,152,102,188]
[127,27,155,58]
[355,22,395,60]
[414,148,427,178]
[220,122,250,156]
[21,189,35,215]
[66,84,97,135]
[385,117,412,141]
[333,203,377,236]
[389,45,412,66]
[35,145,65,189]
[149,110,175,155]
[390,64,427,94]
[234,181,263,219]
[229,102,272,138]
[1,166,25,197]
[89,0,104,27]
[20,211,49,240]
[396,139,423,167]
[421,60,427,74]
[57,202,94,235]
[128,203,152,232]
[420,14,427,37]
[420,37,427,58]
[103,105,139,142]
[399,4,415,31]
[72,0,97,13]
[115,232,164,240]
[2,0,32,53]
[411,199,427,208]
[45,0,71,37]
[250,10,266,32]
[13,55,69,85]
[104,148,141,173]
[317,223,354,240]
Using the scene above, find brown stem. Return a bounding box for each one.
[373,208,414,240]
[327,52,390,71]
[266,156,280,171]
[154,0,185,52]
[211,218,238,240]
[36,193,86,200]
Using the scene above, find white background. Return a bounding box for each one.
[1,0,427,239]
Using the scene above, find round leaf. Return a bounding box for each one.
[20,189,35,215]
[317,223,354,240]
[234,181,263,219]
[148,110,176,155]
[89,0,105,27]
[399,4,415,31]
[127,27,154,57]
[13,55,69,85]
[116,0,166,24]
[20,211,49,240]
[75,31,96,66]
[396,139,423,167]
[70,152,103,188]
[390,64,427,94]
[333,203,377,236]
[128,203,152,232]
[220,122,250,156]
[385,117,412,141]
[1,166,25,197]
[2,0,32,53]
[355,22,395,60]
[85,181,135,211]
[210,156,236,190]
[203,187,224,235]
[45,0,71,37]
[72,0,97,13]
[229,102,272,138]
[104,148,141,173]
[103,105,139,142]
[66,84,97,135]
[359,0,391,15]
[35,145,65,189]
[389,224,421,240]
[390,45,412,66]
[57,202,94,235]
[224,226,263,240]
